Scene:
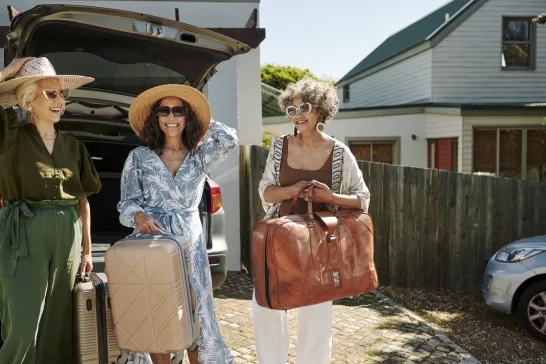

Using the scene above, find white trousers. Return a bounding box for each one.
[251,290,333,364]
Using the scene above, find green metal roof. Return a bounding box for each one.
[337,0,475,84]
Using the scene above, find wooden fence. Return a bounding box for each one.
[239,145,546,292]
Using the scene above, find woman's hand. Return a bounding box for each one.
[290,180,312,199]
[0,57,34,81]
[303,180,335,204]
[79,253,93,276]
[135,212,164,234]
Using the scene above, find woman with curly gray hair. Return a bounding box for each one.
[252,78,371,363]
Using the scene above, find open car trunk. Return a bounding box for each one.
[4,3,249,252]
[56,119,138,255]
[6,4,250,92]
[57,117,212,253]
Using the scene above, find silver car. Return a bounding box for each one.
[482,235,546,341]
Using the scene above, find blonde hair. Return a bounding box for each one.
[15,78,65,120]
[15,80,39,117]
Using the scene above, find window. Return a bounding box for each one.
[473,128,546,180]
[499,130,522,178]
[342,84,350,103]
[44,52,188,96]
[501,18,535,69]
[349,140,396,164]
[473,130,496,173]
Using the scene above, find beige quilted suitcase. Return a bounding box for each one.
[104,236,199,364]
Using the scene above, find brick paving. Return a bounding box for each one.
[206,272,480,364]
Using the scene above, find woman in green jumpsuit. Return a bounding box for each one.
[0,57,101,363]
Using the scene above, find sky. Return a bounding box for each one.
[259,0,453,81]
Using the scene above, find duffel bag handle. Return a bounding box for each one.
[287,182,316,220]
[286,183,338,229]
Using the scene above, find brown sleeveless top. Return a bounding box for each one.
[279,136,333,217]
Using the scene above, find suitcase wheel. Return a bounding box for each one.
[116,351,130,364]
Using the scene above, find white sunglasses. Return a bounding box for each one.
[285,102,312,117]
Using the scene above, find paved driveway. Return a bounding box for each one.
[206,273,480,364]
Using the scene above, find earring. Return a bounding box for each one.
[316,122,325,132]
[293,127,298,136]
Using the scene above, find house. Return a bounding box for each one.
[263,0,546,182]
[0,0,266,272]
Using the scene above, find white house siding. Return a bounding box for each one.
[461,115,545,174]
[432,0,546,103]
[263,112,428,168]
[425,112,463,171]
[5,0,263,271]
[340,50,432,108]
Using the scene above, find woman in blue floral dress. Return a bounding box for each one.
[117,85,237,364]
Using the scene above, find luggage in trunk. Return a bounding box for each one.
[104,236,199,363]
[73,272,120,364]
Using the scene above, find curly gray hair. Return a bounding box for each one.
[278,78,339,122]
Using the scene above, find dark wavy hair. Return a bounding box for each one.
[139,99,205,154]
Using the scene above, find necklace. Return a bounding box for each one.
[40,131,57,141]
[164,145,184,153]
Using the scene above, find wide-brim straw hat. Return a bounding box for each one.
[0,57,94,108]
[128,84,211,138]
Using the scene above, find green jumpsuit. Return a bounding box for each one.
[0,107,101,363]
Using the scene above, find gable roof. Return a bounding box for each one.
[337,0,478,85]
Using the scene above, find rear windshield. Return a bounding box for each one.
[44,52,189,95]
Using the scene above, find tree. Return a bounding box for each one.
[261,64,334,91]
[533,12,546,24]
[262,130,284,148]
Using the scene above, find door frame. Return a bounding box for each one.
[427,137,458,171]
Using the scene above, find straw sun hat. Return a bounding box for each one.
[0,57,94,108]
[128,84,211,138]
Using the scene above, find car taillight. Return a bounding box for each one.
[206,179,222,214]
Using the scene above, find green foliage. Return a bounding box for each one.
[262,130,284,148]
[533,12,546,24]
[262,133,272,148]
[261,64,335,91]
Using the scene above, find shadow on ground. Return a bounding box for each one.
[213,272,478,363]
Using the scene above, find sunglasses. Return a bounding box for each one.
[285,103,312,117]
[42,89,69,100]
[155,106,187,118]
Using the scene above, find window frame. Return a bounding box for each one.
[342,84,350,103]
[501,16,536,71]
[472,127,546,180]
[346,137,400,165]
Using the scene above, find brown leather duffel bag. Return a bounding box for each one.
[252,185,378,310]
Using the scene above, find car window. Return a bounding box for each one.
[43,52,190,95]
